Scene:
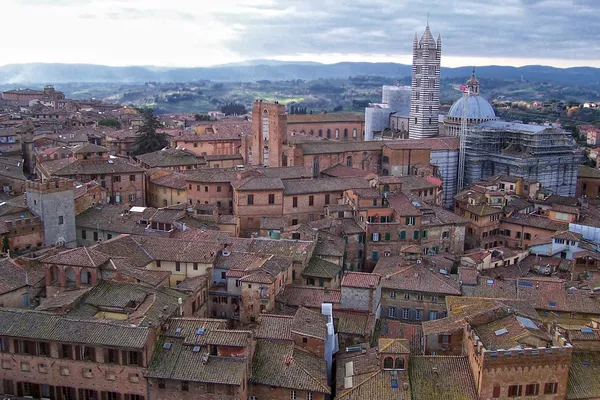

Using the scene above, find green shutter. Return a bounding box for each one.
[414,231,419,240]
[400,231,406,240]
[385,233,391,241]
[422,230,427,239]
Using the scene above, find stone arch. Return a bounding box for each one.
[346,156,352,167]
[50,265,59,284]
[327,129,331,139]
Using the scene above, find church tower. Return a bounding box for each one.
[251,100,287,167]
[409,23,441,139]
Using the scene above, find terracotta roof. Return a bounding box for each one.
[502,213,569,231]
[283,177,370,195]
[378,320,423,355]
[473,314,550,350]
[287,113,364,124]
[304,257,342,279]
[232,176,284,191]
[376,263,461,295]
[258,166,314,180]
[320,164,371,178]
[277,286,341,309]
[136,148,205,168]
[255,314,293,340]
[409,356,477,400]
[342,272,381,289]
[458,267,479,286]
[250,339,330,393]
[578,165,600,179]
[379,338,410,354]
[335,311,374,338]
[164,318,227,345]
[552,230,583,241]
[146,338,247,384]
[0,308,149,348]
[291,307,328,340]
[42,247,110,268]
[568,352,600,399]
[184,168,238,183]
[0,258,45,295]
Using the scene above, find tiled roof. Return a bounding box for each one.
[40,157,145,177]
[43,246,110,268]
[247,238,313,263]
[409,356,477,400]
[206,329,252,348]
[291,307,328,340]
[320,164,371,178]
[578,165,600,179]
[378,320,423,355]
[232,176,284,191]
[386,193,421,216]
[335,311,374,337]
[552,230,583,241]
[216,251,269,271]
[130,235,219,263]
[185,168,237,183]
[255,314,293,340]
[502,213,569,231]
[458,267,479,286]
[315,233,345,257]
[0,308,149,348]
[146,338,247,385]
[260,216,287,230]
[379,338,410,354]
[303,257,342,279]
[136,148,204,167]
[568,352,600,399]
[473,314,550,350]
[277,285,341,309]
[250,339,330,393]
[283,177,370,195]
[71,143,109,154]
[164,318,227,345]
[0,258,44,294]
[342,272,381,288]
[76,204,158,235]
[288,113,364,124]
[377,263,461,295]
[258,166,314,180]
[149,170,187,189]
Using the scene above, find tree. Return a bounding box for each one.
[98,118,122,128]
[221,103,247,116]
[194,114,211,121]
[333,105,343,112]
[131,108,169,156]
[2,235,8,253]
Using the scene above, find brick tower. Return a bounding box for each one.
[251,101,287,167]
[409,23,442,139]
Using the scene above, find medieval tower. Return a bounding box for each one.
[251,101,287,168]
[409,23,442,139]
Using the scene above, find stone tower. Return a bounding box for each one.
[251,101,288,167]
[409,23,442,139]
[26,178,77,248]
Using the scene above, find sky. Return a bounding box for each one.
[1,0,599,68]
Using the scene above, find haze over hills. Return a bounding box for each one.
[1,60,600,85]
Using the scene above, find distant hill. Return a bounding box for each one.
[1,61,600,85]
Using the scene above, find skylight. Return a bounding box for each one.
[494,328,508,336]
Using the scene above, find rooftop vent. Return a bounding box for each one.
[192,346,201,352]
[163,342,172,350]
[196,328,206,335]
[175,328,182,334]
[494,328,508,336]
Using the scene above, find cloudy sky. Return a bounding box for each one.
[1,0,598,68]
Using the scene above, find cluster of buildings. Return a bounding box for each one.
[0,22,599,400]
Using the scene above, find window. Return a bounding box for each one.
[428,310,438,320]
[372,232,379,242]
[193,263,198,271]
[405,217,415,225]
[390,291,396,298]
[93,231,98,241]
[217,185,221,192]
[156,260,161,268]
[353,128,357,138]
[175,262,181,272]
[372,250,379,261]
[384,357,394,369]
[82,230,87,239]
[307,393,313,400]
[525,384,539,396]
[395,357,405,369]
[268,194,275,204]
[247,195,254,205]
[106,348,118,364]
[181,381,189,391]
[544,382,558,394]
[422,230,427,239]
[60,344,72,359]
[335,129,339,139]
[113,176,121,183]
[492,386,501,398]
[401,309,411,320]
[400,230,406,240]
[417,294,424,301]
[206,383,215,394]
[128,351,139,365]
[524,233,531,240]
[414,309,423,320]
[290,390,297,400]
[413,230,419,240]
[309,195,314,206]
[324,194,330,205]
[129,194,135,202]
[129,175,136,182]
[58,216,64,225]
[431,296,438,303]
[404,292,410,300]
[508,385,522,397]
[385,232,391,241]
[293,197,298,207]
[516,232,521,239]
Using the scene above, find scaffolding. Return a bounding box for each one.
[457,87,470,191]
[463,121,581,196]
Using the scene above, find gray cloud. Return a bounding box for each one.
[213,0,600,61]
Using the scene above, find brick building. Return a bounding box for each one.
[286,113,365,141]
[251,101,287,168]
[577,165,600,199]
[147,170,187,208]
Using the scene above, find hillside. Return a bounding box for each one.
[2,61,600,86]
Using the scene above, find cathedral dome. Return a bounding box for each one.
[448,95,496,120]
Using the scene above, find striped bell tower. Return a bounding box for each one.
[409,23,441,139]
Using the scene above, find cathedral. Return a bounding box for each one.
[409,24,442,139]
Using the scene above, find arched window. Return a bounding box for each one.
[346,156,352,167]
[65,267,76,284]
[383,185,390,192]
[382,156,389,164]
[429,117,432,125]
[327,129,331,139]
[352,128,357,138]
[362,152,368,161]
[395,357,405,370]
[382,169,389,176]
[344,128,348,138]
[383,357,394,369]
[318,129,323,137]
[414,117,418,125]
[262,109,269,141]
[335,129,339,139]
[415,106,419,113]
[80,269,92,285]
